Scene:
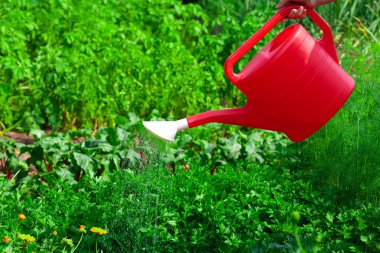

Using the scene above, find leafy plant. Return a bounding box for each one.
[98,162,380,252]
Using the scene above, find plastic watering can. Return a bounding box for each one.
[143,5,355,142]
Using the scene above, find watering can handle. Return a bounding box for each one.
[224,5,339,84]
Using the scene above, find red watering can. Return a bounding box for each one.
[143,5,355,142]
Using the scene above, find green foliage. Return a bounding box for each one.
[0,140,28,180]
[198,0,380,44]
[325,0,380,42]
[5,125,143,186]
[0,0,215,130]
[171,125,289,171]
[294,42,380,203]
[1,120,379,252]
[2,160,379,252]
[1,118,288,186]
[0,173,109,252]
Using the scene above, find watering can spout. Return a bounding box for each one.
[142,119,189,141]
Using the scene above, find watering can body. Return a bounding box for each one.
[143,6,355,142]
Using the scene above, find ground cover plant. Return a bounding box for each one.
[1,120,380,252]
[1,0,380,252]
[1,128,379,252]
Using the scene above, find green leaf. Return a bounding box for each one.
[167,220,177,226]
[326,213,334,223]
[56,168,77,184]
[30,129,45,140]
[219,137,241,160]
[125,150,141,166]
[73,152,95,179]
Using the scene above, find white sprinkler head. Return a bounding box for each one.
[143,118,189,141]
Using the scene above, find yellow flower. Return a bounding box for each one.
[78,225,87,233]
[2,236,10,243]
[18,214,26,220]
[18,234,36,243]
[52,230,58,236]
[90,227,108,236]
